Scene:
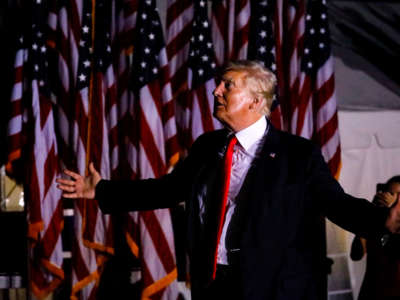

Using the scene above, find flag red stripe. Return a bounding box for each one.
[170,65,189,100]
[295,76,312,136]
[140,211,176,273]
[9,99,22,119]
[231,24,249,60]
[72,234,90,281]
[195,85,215,133]
[166,24,192,62]
[123,0,139,17]
[315,111,339,147]
[327,145,341,175]
[116,69,130,100]
[147,81,163,118]
[43,145,57,202]
[163,99,175,124]
[288,78,300,119]
[139,110,166,178]
[40,200,63,258]
[39,94,52,130]
[7,134,24,154]
[14,65,24,83]
[166,0,192,27]
[28,158,43,229]
[314,75,335,111]
[70,0,83,48]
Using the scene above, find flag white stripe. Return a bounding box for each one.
[166,4,193,44]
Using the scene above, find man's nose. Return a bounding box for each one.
[213,82,224,97]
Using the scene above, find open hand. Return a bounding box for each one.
[56,162,101,199]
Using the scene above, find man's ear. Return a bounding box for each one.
[249,97,262,111]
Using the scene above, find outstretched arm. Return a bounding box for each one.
[56,162,101,199]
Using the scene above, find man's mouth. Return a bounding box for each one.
[214,98,224,107]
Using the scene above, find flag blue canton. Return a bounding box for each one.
[93,0,113,73]
[131,0,165,89]
[30,1,50,95]
[301,0,331,75]
[76,0,93,91]
[188,0,217,90]
[248,0,276,72]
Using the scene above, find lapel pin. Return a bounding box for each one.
[269,152,276,158]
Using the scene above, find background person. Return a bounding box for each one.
[351,176,400,300]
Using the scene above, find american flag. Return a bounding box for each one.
[187,0,222,145]
[275,0,341,177]
[247,0,283,129]
[127,0,181,299]
[166,0,194,152]
[7,1,64,297]
[6,1,342,299]
[47,0,114,298]
[211,0,251,65]
[6,36,28,180]
[108,0,138,181]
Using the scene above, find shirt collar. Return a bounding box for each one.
[235,116,267,152]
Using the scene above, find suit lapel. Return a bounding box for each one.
[225,125,284,250]
[253,125,283,205]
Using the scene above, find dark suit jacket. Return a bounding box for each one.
[96,123,389,300]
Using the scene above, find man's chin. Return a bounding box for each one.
[213,110,223,121]
[214,113,229,130]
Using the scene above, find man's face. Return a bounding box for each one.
[213,70,255,131]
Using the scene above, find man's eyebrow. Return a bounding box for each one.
[221,76,235,86]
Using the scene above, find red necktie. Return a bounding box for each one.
[212,135,238,279]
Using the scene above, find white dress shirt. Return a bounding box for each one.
[217,116,268,265]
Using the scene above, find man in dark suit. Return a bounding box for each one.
[57,61,400,300]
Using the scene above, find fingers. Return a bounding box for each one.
[62,192,79,199]
[376,199,388,207]
[89,162,98,175]
[64,169,81,180]
[373,194,388,207]
[57,184,75,193]
[57,183,79,198]
[57,183,80,198]
[56,178,75,186]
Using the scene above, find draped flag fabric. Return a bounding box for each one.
[166,0,222,152]
[211,0,251,66]
[187,0,222,145]
[47,0,114,298]
[247,0,283,130]
[274,0,341,177]
[166,0,194,151]
[126,0,181,299]
[6,1,64,297]
[6,1,341,299]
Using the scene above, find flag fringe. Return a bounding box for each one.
[82,238,115,255]
[141,268,178,300]
[6,149,22,174]
[334,161,342,181]
[31,277,62,300]
[125,232,140,257]
[28,221,44,240]
[71,269,100,300]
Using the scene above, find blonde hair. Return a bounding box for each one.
[223,60,277,116]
